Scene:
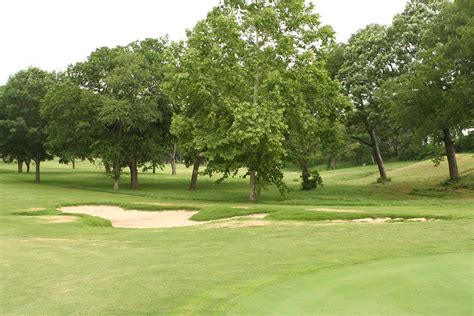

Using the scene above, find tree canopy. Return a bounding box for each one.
[380,0,473,180]
[0,67,55,182]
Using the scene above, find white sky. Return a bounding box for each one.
[0,0,407,84]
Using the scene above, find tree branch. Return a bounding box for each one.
[350,136,372,147]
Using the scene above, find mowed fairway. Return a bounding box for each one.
[1,155,473,315]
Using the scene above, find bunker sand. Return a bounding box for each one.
[37,215,77,223]
[57,205,431,229]
[60,205,201,228]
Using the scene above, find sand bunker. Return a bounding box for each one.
[54,205,431,229]
[58,205,269,229]
[37,215,77,223]
[59,205,201,229]
[307,208,362,213]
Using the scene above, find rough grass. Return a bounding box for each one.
[190,206,276,221]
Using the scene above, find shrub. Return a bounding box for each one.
[301,170,323,190]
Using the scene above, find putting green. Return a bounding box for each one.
[227,252,474,315]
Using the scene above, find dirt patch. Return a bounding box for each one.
[236,214,267,219]
[59,205,201,228]
[29,237,75,242]
[306,208,362,213]
[406,218,430,222]
[332,217,430,224]
[132,202,177,206]
[207,220,271,229]
[247,214,267,219]
[37,216,77,223]
[231,206,252,209]
[26,207,46,212]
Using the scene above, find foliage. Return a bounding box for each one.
[284,58,350,172]
[386,0,448,75]
[169,0,337,200]
[301,169,323,190]
[338,24,392,130]
[458,132,474,153]
[0,67,56,180]
[62,38,174,188]
[41,79,102,161]
[381,0,474,151]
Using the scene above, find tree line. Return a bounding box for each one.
[0,0,472,201]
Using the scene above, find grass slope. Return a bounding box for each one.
[0,155,473,314]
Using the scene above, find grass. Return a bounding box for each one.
[190,206,276,221]
[59,201,202,211]
[227,252,474,315]
[0,154,473,315]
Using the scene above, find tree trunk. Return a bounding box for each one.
[129,158,138,189]
[152,163,156,174]
[301,161,310,182]
[113,160,120,190]
[17,160,23,173]
[368,127,387,180]
[26,160,30,173]
[170,142,177,175]
[443,128,460,181]
[189,158,201,190]
[72,159,75,169]
[249,170,257,202]
[104,162,111,174]
[330,157,337,170]
[35,159,41,183]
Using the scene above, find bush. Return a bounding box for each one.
[301,170,323,190]
[458,132,474,152]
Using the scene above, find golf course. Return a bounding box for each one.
[1,0,473,314]
[1,156,473,315]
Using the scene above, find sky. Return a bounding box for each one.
[0,0,408,84]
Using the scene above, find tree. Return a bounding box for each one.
[382,0,473,181]
[338,24,393,181]
[284,58,349,186]
[67,39,173,189]
[163,27,223,191]
[387,0,447,76]
[41,79,103,168]
[173,0,334,201]
[170,115,204,190]
[371,0,448,163]
[0,68,55,182]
